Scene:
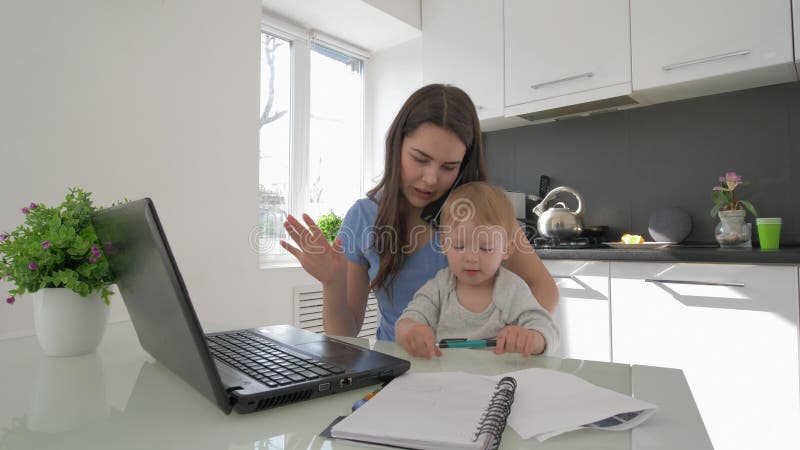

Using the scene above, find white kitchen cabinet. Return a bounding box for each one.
[610,262,800,450]
[794,0,800,74]
[544,260,610,362]
[503,0,632,118]
[631,0,797,103]
[421,0,507,124]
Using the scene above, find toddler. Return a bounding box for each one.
[395,181,559,358]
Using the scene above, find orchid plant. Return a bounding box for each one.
[710,172,758,218]
[0,188,116,305]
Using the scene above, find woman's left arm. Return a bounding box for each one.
[503,223,559,313]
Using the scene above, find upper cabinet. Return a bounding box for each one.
[631,0,797,103]
[794,0,800,73]
[421,0,799,129]
[422,1,504,123]
[503,0,632,119]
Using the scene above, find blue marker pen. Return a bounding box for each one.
[351,386,383,411]
[436,338,498,348]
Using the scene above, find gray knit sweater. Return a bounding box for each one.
[398,266,559,354]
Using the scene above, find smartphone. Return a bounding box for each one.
[420,150,471,229]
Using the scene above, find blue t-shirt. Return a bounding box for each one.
[339,197,448,341]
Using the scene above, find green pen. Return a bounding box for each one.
[436,338,497,348]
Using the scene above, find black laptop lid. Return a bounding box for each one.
[92,198,232,413]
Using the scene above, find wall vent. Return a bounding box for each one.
[292,284,379,338]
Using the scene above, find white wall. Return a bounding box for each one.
[0,0,323,337]
[364,37,424,185]
[0,1,423,339]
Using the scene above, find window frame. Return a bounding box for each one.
[260,16,368,268]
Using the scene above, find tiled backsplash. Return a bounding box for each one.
[484,82,800,244]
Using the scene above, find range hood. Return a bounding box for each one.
[507,59,798,125]
[517,94,640,122]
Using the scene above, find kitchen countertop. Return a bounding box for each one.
[535,244,800,264]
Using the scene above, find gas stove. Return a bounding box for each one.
[532,236,605,249]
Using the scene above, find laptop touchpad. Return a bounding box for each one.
[295,340,364,358]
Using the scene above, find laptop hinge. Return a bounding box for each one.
[225,387,241,407]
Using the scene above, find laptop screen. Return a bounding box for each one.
[92,198,231,412]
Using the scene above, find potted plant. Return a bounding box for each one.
[0,188,116,356]
[710,172,758,248]
[317,210,343,243]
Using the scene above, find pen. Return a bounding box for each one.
[436,338,497,348]
[352,385,384,411]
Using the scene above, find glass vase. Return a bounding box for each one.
[714,210,751,248]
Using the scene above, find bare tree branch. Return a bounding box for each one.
[261,35,288,126]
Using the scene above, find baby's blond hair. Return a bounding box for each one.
[439,182,518,240]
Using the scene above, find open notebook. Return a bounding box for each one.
[330,368,658,449]
[332,372,516,450]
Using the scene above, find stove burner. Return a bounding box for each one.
[532,236,604,249]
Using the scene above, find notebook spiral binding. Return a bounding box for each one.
[473,376,517,450]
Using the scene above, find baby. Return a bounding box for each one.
[395,181,559,358]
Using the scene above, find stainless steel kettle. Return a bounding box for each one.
[532,186,584,239]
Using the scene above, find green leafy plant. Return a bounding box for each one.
[710,172,758,218]
[317,210,343,243]
[0,188,116,305]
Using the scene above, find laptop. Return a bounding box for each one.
[92,198,410,414]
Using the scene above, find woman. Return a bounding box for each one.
[281,84,557,340]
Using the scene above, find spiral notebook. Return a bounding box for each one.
[331,371,516,450]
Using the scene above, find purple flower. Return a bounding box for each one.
[29,202,37,209]
[6,297,14,305]
[718,172,743,191]
[0,233,7,241]
[88,256,96,264]
[42,241,51,249]
[21,207,29,215]
[28,262,38,270]
[91,245,101,257]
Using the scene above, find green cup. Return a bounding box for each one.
[756,218,782,249]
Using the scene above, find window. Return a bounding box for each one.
[258,23,366,266]
[258,32,291,264]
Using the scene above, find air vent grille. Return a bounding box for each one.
[293,284,379,338]
[255,389,313,410]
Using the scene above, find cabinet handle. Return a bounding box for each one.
[644,279,745,287]
[531,72,594,89]
[661,49,750,71]
[552,274,575,280]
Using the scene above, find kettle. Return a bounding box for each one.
[532,186,585,239]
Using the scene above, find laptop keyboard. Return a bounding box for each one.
[207,332,345,388]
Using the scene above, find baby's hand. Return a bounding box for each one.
[494,326,545,357]
[396,320,442,358]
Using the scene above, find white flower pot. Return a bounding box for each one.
[32,288,110,357]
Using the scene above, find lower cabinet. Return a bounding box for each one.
[544,260,610,362]
[610,262,800,450]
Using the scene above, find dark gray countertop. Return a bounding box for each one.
[535,245,800,264]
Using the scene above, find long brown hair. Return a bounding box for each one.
[366,84,488,297]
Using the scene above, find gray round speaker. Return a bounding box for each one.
[648,207,692,243]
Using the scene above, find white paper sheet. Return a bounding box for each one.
[491,368,658,441]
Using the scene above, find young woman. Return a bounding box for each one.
[281,84,557,340]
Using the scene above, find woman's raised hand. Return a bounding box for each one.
[280,214,347,286]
